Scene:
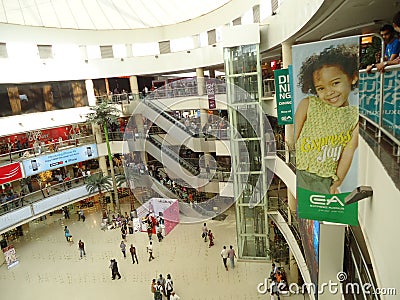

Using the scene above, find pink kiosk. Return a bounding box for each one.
[135,198,180,236]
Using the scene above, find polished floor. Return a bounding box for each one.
[0,202,309,300]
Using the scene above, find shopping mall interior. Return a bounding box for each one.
[0,0,399,299]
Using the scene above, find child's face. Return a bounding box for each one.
[313,65,357,107]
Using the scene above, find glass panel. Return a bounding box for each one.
[238,206,266,234]
[241,235,267,257]
[359,72,380,124]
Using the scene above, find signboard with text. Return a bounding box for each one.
[274,68,294,125]
[206,79,216,109]
[292,37,359,226]
[22,144,98,176]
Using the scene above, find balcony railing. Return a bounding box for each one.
[0,171,102,217]
[0,134,95,167]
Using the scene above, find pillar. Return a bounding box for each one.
[129,75,140,100]
[209,68,216,78]
[282,40,299,284]
[196,68,205,96]
[92,123,108,176]
[85,79,97,107]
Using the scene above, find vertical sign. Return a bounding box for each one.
[206,79,216,109]
[3,245,19,269]
[292,37,359,225]
[274,68,293,125]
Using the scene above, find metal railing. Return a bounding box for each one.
[344,227,380,300]
[359,65,400,158]
[95,93,140,105]
[0,134,96,166]
[0,171,102,216]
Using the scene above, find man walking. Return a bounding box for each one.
[120,241,126,258]
[221,245,228,271]
[227,245,237,269]
[78,239,86,259]
[147,241,155,261]
[202,223,208,242]
[129,244,138,264]
[109,259,121,280]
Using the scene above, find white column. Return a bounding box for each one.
[85,79,96,106]
[92,123,108,176]
[196,68,205,96]
[282,40,299,285]
[129,75,140,99]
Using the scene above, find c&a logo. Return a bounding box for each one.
[310,195,344,207]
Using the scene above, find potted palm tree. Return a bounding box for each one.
[85,172,112,220]
[86,100,121,212]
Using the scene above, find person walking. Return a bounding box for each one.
[120,241,126,258]
[63,206,70,219]
[64,226,70,241]
[208,229,214,248]
[202,223,208,242]
[121,227,127,241]
[147,241,155,261]
[165,274,174,300]
[157,274,166,296]
[157,226,164,242]
[129,244,138,264]
[64,226,73,244]
[221,245,228,271]
[227,245,237,269]
[79,209,86,222]
[78,240,86,259]
[109,259,121,280]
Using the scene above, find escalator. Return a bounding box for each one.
[126,164,213,220]
[135,99,196,149]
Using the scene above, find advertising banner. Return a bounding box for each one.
[136,198,180,236]
[206,79,216,109]
[292,37,359,225]
[0,124,85,149]
[3,245,19,269]
[0,162,23,185]
[274,68,294,125]
[22,143,98,176]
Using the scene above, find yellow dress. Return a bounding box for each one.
[296,96,358,181]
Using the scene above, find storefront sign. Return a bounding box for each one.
[22,143,98,176]
[0,162,23,184]
[274,68,294,125]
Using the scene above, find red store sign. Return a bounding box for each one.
[0,162,23,185]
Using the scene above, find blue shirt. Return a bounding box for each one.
[385,38,400,60]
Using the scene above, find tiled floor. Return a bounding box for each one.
[0,203,306,300]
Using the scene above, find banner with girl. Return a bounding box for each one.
[292,37,360,225]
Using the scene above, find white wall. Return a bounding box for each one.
[0,45,224,83]
[358,137,400,294]
[318,224,345,300]
[259,0,324,50]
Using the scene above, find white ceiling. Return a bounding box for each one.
[0,0,231,30]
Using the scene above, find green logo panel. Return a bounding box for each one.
[298,187,358,225]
